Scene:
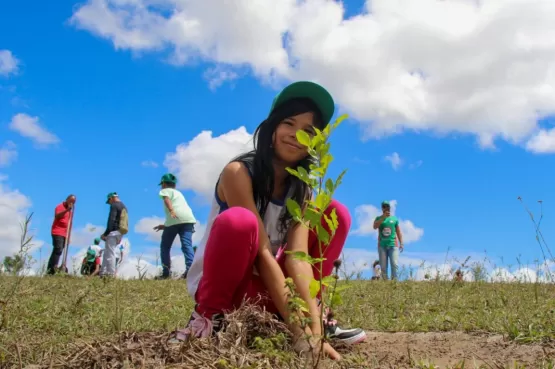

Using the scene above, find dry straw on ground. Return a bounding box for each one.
[20,304,312,369]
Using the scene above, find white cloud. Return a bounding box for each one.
[135,216,206,245]
[351,199,424,243]
[525,128,555,153]
[340,248,555,283]
[0,141,17,168]
[0,50,19,77]
[141,160,159,168]
[116,256,160,279]
[384,152,402,170]
[114,250,188,279]
[70,0,555,150]
[9,113,60,146]
[164,127,253,199]
[0,178,37,259]
[69,223,104,248]
[415,263,453,281]
[70,0,292,78]
[409,160,423,169]
[204,66,239,91]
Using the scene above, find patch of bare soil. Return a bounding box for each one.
[18,331,554,369]
[354,331,555,368]
[14,304,554,369]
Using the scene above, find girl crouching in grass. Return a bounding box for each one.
[180,81,366,360]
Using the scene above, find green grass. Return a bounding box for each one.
[0,276,554,368]
[336,279,555,342]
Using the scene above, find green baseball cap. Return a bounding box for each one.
[381,201,390,207]
[86,249,96,262]
[93,237,101,245]
[159,173,177,185]
[269,81,335,125]
[106,192,118,204]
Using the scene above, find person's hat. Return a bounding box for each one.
[159,173,177,185]
[106,192,118,204]
[86,249,96,262]
[269,81,335,126]
[93,237,101,245]
[381,200,390,207]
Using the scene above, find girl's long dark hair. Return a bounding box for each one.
[232,97,325,243]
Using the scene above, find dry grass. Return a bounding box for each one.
[0,276,554,368]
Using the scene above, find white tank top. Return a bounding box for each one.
[187,173,294,299]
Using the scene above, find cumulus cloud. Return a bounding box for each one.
[384,152,402,170]
[141,160,159,168]
[351,199,424,243]
[0,50,19,77]
[135,216,206,245]
[409,160,423,170]
[9,113,60,147]
[0,179,36,258]
[164,127,253,199]
[525,129,555,154]
[69,223,105,248]
[203,66,240,90]
[71,0,555,150]
[0,141,17,168]
[340,248,554,283]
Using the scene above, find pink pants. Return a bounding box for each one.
[194,199,351,318]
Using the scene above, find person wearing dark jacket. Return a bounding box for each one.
[100,192,127,277]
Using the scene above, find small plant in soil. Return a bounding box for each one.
[284,113,349,367]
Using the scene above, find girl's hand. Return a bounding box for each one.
[292,335,341,361]
[153,224,165,232]
[323,342,341,360]
[170,210,177,219]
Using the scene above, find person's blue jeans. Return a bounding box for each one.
[160,222,195,278]
[378,245,399,280]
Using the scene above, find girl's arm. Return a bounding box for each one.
[162,196,177,218]
[219,162,304,335]
[284,222,322,336]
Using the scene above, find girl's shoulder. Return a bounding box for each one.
[217,161,254,201]
[221,161,249,178]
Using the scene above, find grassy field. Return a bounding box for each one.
[0,276,554,368]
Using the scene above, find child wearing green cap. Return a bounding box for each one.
[153,173,197,279]
[177,81,365,360]
[81,243,102,277]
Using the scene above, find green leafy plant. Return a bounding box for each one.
[283,113,350,366]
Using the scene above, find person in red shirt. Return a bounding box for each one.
[47,194,76,275]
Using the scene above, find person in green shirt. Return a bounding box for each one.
[373,200,404,280]
[153,173,197,279]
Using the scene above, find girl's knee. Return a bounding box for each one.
[213,206,258,235]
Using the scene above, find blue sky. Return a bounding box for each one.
[1,0,555,280]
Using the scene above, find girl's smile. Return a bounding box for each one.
[283,141,304,150]
[273,111,316,164]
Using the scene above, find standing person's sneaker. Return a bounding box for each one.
[154,274,170,280]
[180,270,188,279]
[169,311,225,343]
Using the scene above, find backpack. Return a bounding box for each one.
[119,207,129,235]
